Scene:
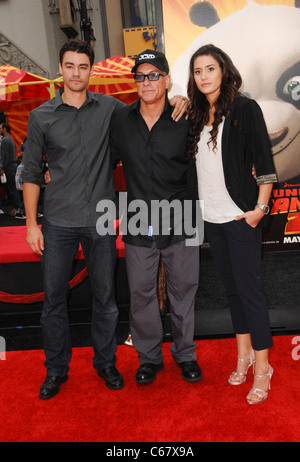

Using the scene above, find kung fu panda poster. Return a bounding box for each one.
[162,0,300,251]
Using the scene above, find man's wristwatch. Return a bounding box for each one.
[255,203,270,214]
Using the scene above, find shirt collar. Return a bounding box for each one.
[53,88,97,111]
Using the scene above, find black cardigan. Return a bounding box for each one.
[188,95,277,228]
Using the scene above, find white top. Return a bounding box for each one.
[196,120,244,224]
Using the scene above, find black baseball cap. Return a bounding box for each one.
[131,49,169,74]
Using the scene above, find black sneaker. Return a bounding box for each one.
[15,212,26,219]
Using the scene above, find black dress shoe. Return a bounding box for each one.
[98,366,124,390]
[179,361,202,382]
[39,375,68,400]
[136,362,164,384]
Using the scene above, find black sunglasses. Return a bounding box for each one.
[134,72,167,82]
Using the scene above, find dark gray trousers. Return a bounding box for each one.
[124,239,199,366]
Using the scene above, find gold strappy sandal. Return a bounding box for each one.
[246,364,273,405]
[228,350,255,386]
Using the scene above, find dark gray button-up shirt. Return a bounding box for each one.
[22,90,124,227]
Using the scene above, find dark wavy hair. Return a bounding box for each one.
[187,44,242,160]
[59,38,95,67]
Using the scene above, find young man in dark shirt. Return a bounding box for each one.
[23,39,125,399]
[110,50,202,384]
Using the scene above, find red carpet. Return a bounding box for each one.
[0,335,299,442]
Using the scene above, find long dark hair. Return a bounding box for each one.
[187,44,242,160]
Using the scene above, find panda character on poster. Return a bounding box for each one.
[170,0,300,184]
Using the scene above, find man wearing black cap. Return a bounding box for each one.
[110,49,202,385]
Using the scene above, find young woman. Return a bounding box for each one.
[187,44,277,404]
